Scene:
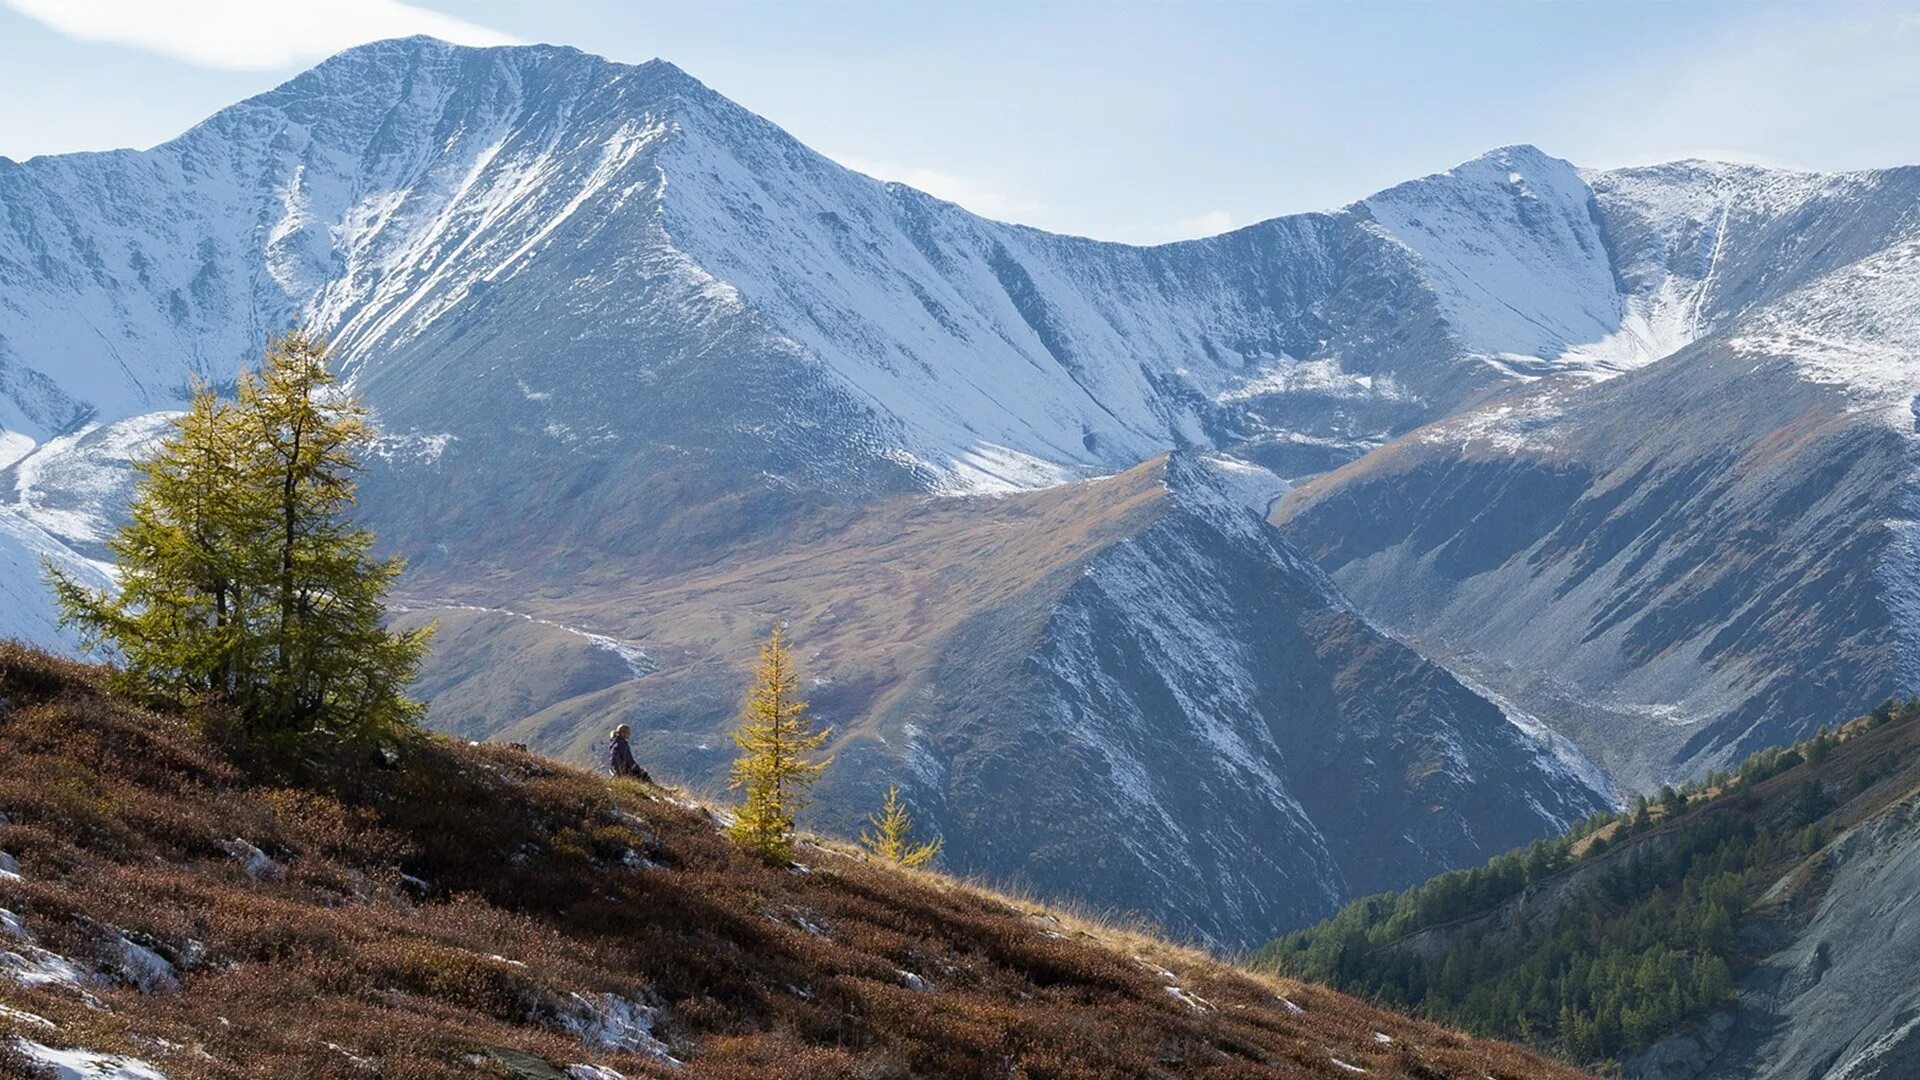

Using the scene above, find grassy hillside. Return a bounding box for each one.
[1253,697,1920,1068]
[0,643,1589,1079]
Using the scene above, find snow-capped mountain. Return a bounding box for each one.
[7,35,1917,944]
[1277,160,1920,785]
[0,41,1729,502]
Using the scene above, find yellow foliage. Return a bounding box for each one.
[727,625,831,860]
[859,784,942,868]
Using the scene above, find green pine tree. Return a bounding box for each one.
[49,331,431,737]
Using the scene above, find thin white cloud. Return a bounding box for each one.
[2,0,519,71]
[1162,210,1235,241]
[1567,6,1920,173]
[831,154,1240,245]
[832,154,1050,223]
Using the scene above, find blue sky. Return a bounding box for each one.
[4,1,1919,243]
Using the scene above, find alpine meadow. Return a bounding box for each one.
[4,5,1920,1078]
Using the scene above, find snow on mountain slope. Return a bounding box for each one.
[1583,160,1898,373]
[0,507,111,650]
[1730,237,1920,420]
[1275,161,1920,785]
[0,414,170,651]
[1725,231,1920,698]
[1363,146,1632,374]
[3,413,176,552]
[2,36,1787,504]
[1353,148,1910,388]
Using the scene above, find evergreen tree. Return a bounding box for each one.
[859,784,942,867]
[727,626,832,860]
[49,332,431,737]
[50,385,262,703]
[233,333,430,733]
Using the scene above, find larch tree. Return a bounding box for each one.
[727,625,832,861]
[858,784,941,868]
[234,333,431,734]
[49,331,432,737]
[49,383,265,704]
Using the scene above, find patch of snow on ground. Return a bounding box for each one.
[1414,390,1567,456]
[109,936,179,994]
[10,1040,168,1080]
[1,939,96,997]
[0,907,99,1001]
[558,992,679,1067]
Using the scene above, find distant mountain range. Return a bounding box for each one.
[2,37,1916,952]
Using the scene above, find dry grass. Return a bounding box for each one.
[0,643,1591,1079]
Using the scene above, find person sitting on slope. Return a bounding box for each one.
[608,723,651,783]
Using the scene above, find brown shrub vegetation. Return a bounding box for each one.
[0,642,1591,1078]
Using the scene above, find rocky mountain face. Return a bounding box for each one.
[1275,163,1920,787]
[922,454,1607,941]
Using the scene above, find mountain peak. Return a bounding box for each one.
[221,37,724,139]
